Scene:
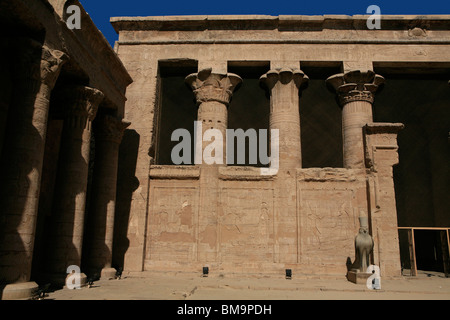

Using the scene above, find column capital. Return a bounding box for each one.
[55,85,104,125]
[13,37,68,89]
[326,70,385,106]
[95,115,131,144]
[260,68,309,91]
[185,68,242,106]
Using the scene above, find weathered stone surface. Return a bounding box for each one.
[2,3,450,300]
[110,14,450,278]
[0,38,67,287]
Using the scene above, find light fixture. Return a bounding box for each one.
[285,269,292,279]
[202,266,209,277]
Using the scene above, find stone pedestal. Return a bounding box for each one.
[0,38,67,298]
[85,115,130,278]
[347,270,372,284]
[44,85,103,286]
[326,70,384,169]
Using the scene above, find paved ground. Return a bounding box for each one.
[43,270,450,300]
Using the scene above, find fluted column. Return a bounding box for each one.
[260,68,309,169]
[185,68,241,262]
[85,115,130,278]
[0,38,66,299]
[326,70,385,169]
[45,85,103,286]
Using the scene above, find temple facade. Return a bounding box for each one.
[111,14,450,280]
[0,0,449,300]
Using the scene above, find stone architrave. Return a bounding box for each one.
[0,38,67,298]
[85,115,130,279]
[45,85,104,286]
[326,70,385,169]
[260,68,309,169]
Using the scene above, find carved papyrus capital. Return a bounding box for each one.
[41,47,68,89]
[185,68,242,106]
[95,115,131,144]
[326,70,385,106]
[54,85,104,129]
[260,68,309,91]
[13,37,68,89]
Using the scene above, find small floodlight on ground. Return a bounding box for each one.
[202,267,209,277]
[285,269,292,280]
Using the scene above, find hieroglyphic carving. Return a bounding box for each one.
[297,168,361,182]
[218,188,274,262]
[149,186,199,262]
[299,188,357,265]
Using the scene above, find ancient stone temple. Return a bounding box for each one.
[0,0,131,299]
[0,0,449,300]
[110,15,450,279]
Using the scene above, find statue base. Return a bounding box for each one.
[347,270,372,284]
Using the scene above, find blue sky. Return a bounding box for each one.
[80,0,450,47]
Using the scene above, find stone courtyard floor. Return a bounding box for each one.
[43,270,450,300]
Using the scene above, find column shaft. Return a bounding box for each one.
[198,101,228,163]
[0,38,66,286]
[185,68,241,262]
[260,68,308,169]
[326,70,385,169]
[86,115,130,278]
[45,85,103,285]
[186,68,241,165]
[341,100,373,168]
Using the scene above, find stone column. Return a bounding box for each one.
[185,68,242,164]
[85,115,130,279]
[185,68,241,262]
[326,70,385,169]
[260,68,308,263]
[45,85,103,286]
[260,68,309,169]
[0,38,67,299]
[0,38,12,158]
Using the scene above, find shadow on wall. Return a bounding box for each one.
[112,129,140,271]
